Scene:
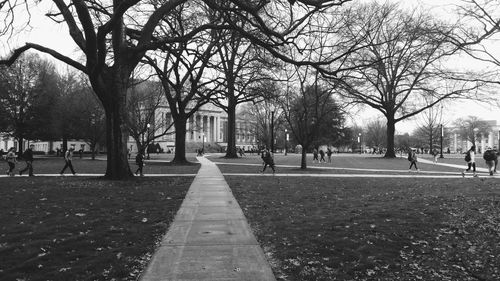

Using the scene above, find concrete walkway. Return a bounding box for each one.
[140,157,276,281]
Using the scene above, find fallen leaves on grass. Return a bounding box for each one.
[229,176,500,281]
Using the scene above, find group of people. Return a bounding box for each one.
[461,145,499,177]
[312,148,333,163]
[407,145,499,176]
[3,145,77,177]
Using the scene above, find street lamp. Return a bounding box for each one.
[270,105,275,153]
[146,123,151,159]
[358,133,362,154]
[284,128,288,156]
[202,133,206,152]
[439,124,444,158]
[473,127,479,151]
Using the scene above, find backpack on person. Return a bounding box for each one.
[464,151,471,162]
[483,150,497,161]
[407,152,412,161]
[135,153,143,164]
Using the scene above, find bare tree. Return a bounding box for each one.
[0,0,363,178]
[363,119,387,152]
[453,116,491,150]
[281,65,345,169]
[452,0,500,88]
[144,5,222,163]
[336,2,482,158]
[412,100,450,154]
[211,26,278,158]
[126,80,173,157]
[0,52,57,154]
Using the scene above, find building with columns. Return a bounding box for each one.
[128,103,257,153]
[447,120,500,153]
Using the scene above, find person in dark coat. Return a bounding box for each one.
[19,144,35,176]
[135,152,145,176]
[60,145,77,175]
[407,148,419,172]
[5,147,17,177]
[319,149,326,163]
[260,148,275,174]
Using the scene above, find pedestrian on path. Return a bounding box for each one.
[462,145,477,177]
[260,148,275,174]
[483,147,497,176]
[319,149,326,163]
[60,145,76,175]
[135,151,144,176]
[5,147,16,177]
[432,148,438,163]
[312,148,319,163]
[19,144,35,176]
[407,148,419,172]
[327,148,333,163]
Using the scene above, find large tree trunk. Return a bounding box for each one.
[429,133,433,154]
[103,98,133,179]
[385,115,396,158]
[90,143,97,160]
[172,116,189,164]
[225,98,238,158]
[17,136,24,156]
[301,144,307,169]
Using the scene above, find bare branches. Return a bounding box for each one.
[0,43,87,72]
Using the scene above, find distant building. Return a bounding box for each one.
[447,120,500,153]
[1,103,257,154]
[128,103,257,153]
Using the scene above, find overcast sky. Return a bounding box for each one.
[2,0,499,133]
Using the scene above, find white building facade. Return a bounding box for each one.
[129,103,257,153]
[447,120,500,153]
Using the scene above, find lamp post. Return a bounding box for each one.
[284,128,288,156]
[358,133,362,154]
[270,105,275,153]
[202,133,205,152]
[439,124,444,158]
[473,127,479,151]
[146,123,151,159]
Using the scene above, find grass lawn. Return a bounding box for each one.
[210,153,476,175]
[6,155,200,176]
[0,175,194,281]
[227,175,500,281]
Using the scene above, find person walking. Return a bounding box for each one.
[432,148,438,163]
[319,149,326,163]
[135,151,144,176]
[312,148,319,163]
[19,144,35,176]
[462,145,477,177]
[483,147,497,176]
[60,145,77,175]
[327,148,333,163]
[260,148,276,174]
[407,148,419,172]
[5,147,17,177]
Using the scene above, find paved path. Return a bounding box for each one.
[140,157,276,281]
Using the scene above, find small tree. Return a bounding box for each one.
[126,80,173,156]
[0,53,57,154]
[282,74,345,169]
[453,116,491,151]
